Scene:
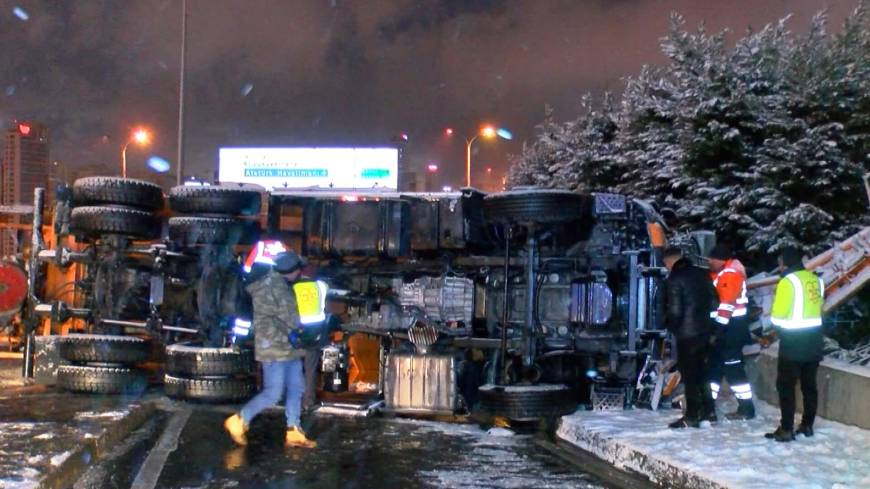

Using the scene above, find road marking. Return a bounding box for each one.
[130,406,192,489]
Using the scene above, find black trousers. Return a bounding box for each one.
[707,316,752,397]
[302,349,320,411]
[777,356,819,430]
[677,337,715,420]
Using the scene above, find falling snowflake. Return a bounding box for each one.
[241,83,254,97]
[12,6,29,21]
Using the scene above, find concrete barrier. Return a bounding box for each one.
[746,344,870,429]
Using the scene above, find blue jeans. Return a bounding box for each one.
[240,359,304,428]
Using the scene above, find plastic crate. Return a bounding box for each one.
[591,385,626,411]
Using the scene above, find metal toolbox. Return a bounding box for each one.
[384,353,457,414]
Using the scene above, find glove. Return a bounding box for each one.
[288,328,303,349]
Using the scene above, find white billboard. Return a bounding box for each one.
[218,147,399,190]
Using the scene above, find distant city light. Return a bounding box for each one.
[442,186,453,192]
[400,133,409,141]
[147,156,171,173]
[496,128,513,140]
[427,164,438,172]
[486,167,492,173]
[18,123,30,136]
[12,7,29,21]
[444,128,454,136]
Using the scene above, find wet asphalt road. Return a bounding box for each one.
[90,406,611,489]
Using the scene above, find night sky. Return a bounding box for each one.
[0,0,856,189]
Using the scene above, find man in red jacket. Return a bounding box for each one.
[707,244,756,420]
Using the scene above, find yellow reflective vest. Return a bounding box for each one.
[770,271,823,330]
[293,280,328,325]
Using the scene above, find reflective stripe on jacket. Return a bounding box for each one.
[770,271,823,330]
[710,259,749,325]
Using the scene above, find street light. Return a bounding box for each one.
[122,128,152,178]
[466,125,508,188]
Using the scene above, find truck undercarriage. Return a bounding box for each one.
[267,188,676,417]
[20,178,701,420]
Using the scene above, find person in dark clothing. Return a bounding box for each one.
[707,244,756,420]
[302,314,341,413]
[765,247,825,442]
[662,247,718,428]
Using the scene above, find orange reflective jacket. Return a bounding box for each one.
[710,259,748,325]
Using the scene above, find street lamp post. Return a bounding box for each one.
[176,0,187,186]
[465,126,497,188]
[122,128,151,178]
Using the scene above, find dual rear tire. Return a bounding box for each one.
[163,345,255,403]
[56,335,150,395]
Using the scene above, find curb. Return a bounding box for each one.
[535,438,657,489]
[557,425,727,489]
[38,401,156,489]
[556,415,731,489]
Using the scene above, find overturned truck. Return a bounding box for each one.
[268,188,683,419]
[26,178,692,419]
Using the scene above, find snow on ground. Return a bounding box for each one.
[73,410,128,421]
[0,396,139,489]
[558,399,870,489]
[48,451,71,467]
[387,417,605,488]
[416,425,602,488]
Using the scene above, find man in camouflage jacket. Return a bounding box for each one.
[224,250,316,449]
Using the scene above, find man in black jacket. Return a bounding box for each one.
[663,247,718,428]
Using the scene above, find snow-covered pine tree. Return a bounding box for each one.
[615,66,690,214]
[508,100,622,192]
[509,4,869,265]
[506,107,563,188]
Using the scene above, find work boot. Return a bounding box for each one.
[796,423,814,438]
[285,426,317,448]
[725,399,755,420]
[224,414,248,446]
[764,426,795,442]
[668,417,700,429]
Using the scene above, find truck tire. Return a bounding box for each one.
[165,345,254,377]
[72,177,164,211]
[168,216,257,246]
[477,384,577,421]
[57,365,147,395]
[58,334,150,364]
[483,189,586,225]
[71,206,160,240]
[164,374,255,403]
[169,185,262,216]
